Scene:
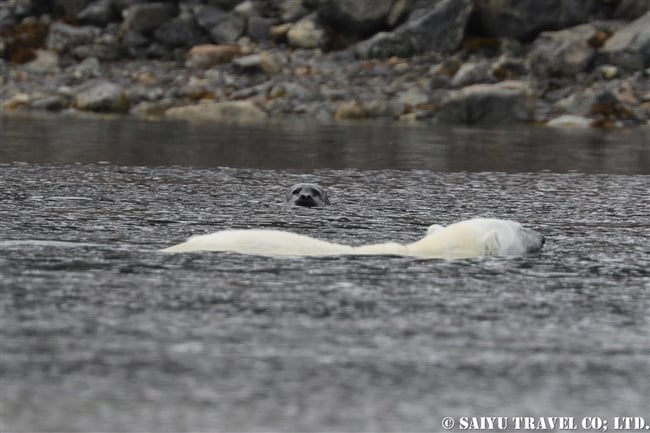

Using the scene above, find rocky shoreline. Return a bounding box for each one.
[1,0,649,128]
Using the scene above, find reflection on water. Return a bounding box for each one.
[1,113,649,173]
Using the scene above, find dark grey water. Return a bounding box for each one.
[1,117,649,432]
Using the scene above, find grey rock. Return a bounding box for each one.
[247,16,274,42]
[233,0,261,19]
[451,60,495,87]
[287,13,329,49]
[165,100,268,123]
[31,94,69,111]
[71,43,123,60]
[434,81,534,125]
[470,0,596,41]
[121,3,175,34]
[598,11,650,72]
[355,0,472,59]
[397,86,429,108]
[611,0,650,20]
[74,80,129,112]
[77,0,119,26]
[72,56,100,78]
[317,0,397,36]
[24,49,59,72]
[193,5,245,43]
[53,0,92,16]
[154,13,203,47]
[279,0,309,22]
[46,22,100,53]
[529,24,597,78]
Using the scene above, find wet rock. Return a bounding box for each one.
[73,80,129,112]
[46,22,100,53]
[434,81,534,125]
[546,114,593,128]
[131,98,177,118]
[317,0,398,36]
[121,3,175,34]
[529,24,597,78]
[491,56,529,81]
[71,42,123,60]
[355,0,473,59]
[165,100,268,123]
[597,11,650,72]
[334,100,368,119]
[470,0,596,41]
[77,0,119,26]
[287,13,329,49]
[185,44,241,68]
[451,60,495,87]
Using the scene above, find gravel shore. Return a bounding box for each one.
[1,0,649,128]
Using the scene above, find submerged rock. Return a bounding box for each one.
[165,100,268,123]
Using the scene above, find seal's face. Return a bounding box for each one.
[287,183,330,207]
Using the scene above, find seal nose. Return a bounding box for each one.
[300,194,311,200]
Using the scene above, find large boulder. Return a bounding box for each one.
[355,0,473,59]
[434,81,534,125]
[597,11,650,72]
[470,0,596,41]
[317,0,405,37]
[529,24,598,78]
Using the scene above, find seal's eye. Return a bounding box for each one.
[292,188,301,195]
[311,188,321,197]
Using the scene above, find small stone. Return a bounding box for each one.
[397,86,429,109]
[270,23,292,42]
[233,52,282,75]
[74,80,129,113]
[185,44,241,68]
[72,56,100,78]
[46,22,99,53]
[247,16,274,42]
[451,60,495,87]
[287,14,328,49]
[334,101,368,120]
[598,65,619,80]
[77,0,119,26]
[24,49,59,72]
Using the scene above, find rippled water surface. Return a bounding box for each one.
[1,117,649,432]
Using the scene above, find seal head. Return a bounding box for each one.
[287,183,330,207]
